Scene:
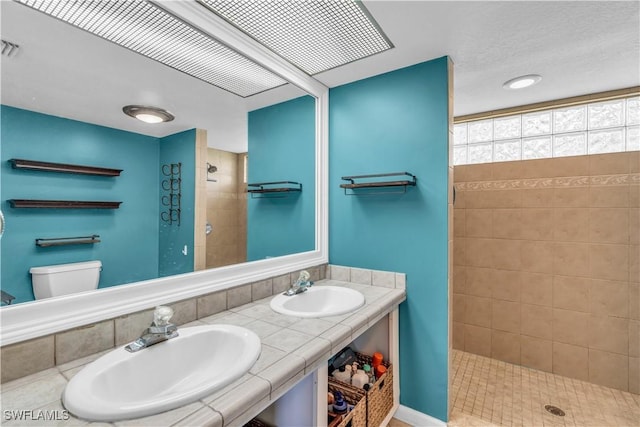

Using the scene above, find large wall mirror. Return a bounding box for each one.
[0,0,328,343]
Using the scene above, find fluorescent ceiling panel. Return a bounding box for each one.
[197,0,393,75]
[16,0,288,97]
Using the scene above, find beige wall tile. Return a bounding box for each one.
[589,208,629,244]
[630,284,640,320]
[251,279,273,301]
[453,237,466,266]
[272,274,292,294]
[521,336,552,373]
[549,156,590,177]
[466,238,494,268]
[454,209,466,237]
[465,296,492,328]
[492,300,520,333]
[453,294,466,323]
[553,309,590,347]
[630,208,639,245]
[227,284,251,309]
[465,209,492,238]
[553,242,589,277]
[454,188,466,208]
[462,163,493,182]
[589,185,629,208]
[589,152,630,175]
[492,239,522,270]
[492,269,521,302]
[631,184,639,208]
[630,356,640,394]
[453,165,466,182]
[521,241,554,273]
[553,275,590,312]
[464,324,492,357]
[1,336,55,383]
[521,272,553,306]
[590,279,628,317]
[114,309,154,346]
[453,266,466,294]
[55,320,114,365]
[521,304,552,340]
[589,243,629,282]
[554,187,589,208]
[589,349,628,391]
[466,191,494,209]
[492,161,523,180]
[553,342,589,381]
[554,208,590,242]
[522,188,555,208]
[453,321,465,350]
[589,315,629,355]
[630,245,639,283]
[465,266,493,297]
[492,209,522,239]
[197,292,227,319]
[491,190,522,208]
[492,330,521,364]
[521,208,555,241]
[630,152,640,173]
[169,299,197,326]
[630,320,639,358]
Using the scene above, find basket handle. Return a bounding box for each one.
[378,379,385,390]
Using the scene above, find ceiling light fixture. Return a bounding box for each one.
[123,105,174,124]
[503,74,542,90]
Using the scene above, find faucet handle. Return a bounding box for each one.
[153,306,174,326]
[297,270,310,283]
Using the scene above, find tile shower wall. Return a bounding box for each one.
[452,151,639,393]
[205,148,247,268]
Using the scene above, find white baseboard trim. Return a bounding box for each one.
[394,404,447,426]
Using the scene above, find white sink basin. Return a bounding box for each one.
[270,286,365,318]
[62,325,261,422]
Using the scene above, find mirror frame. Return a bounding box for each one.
[0,0,329,346]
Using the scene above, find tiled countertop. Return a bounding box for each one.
[0,279,406,427]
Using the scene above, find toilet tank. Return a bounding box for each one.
[30,260,102,300]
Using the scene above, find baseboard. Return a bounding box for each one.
[394,404,447,426]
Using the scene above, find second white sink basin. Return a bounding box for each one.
[270,285,365,318]
[62,324,261,422]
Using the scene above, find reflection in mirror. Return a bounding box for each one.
[0,1,316,305]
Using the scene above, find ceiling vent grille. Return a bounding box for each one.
[1,40,20,57]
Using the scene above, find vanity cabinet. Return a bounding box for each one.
[249,309,400,427]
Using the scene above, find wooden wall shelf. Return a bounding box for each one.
[8,200,122,209]
[9,159,122,177]
[247,181,302,198]
[340,172,417,195]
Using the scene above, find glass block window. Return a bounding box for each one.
[453,95,639,165]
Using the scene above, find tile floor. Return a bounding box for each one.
[449,350,640,427]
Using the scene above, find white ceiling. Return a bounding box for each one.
[2,1,639,153]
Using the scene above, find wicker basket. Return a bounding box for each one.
[355,352,393,427]
[243,418,270,427]
[328,378,367,427]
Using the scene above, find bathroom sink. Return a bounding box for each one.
[62,324,261,422]
[270,285,365,318]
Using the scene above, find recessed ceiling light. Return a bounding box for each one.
[503,74,542,90]
[123,105,175,124]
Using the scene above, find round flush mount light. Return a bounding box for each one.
[502,74,542,90]
[122,105,174,123]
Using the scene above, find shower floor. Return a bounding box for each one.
[449,350,640,427]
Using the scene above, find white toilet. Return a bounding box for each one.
[30,260,102,300]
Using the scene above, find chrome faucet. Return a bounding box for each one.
[125,306,178,352]
[284,270,314,296]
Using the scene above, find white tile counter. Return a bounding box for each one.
[0,280,406,427]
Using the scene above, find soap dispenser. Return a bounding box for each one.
[351,367,369,389]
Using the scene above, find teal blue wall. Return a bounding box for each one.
[0,106,160,303]
[158,129,196,277]
[329,58,451,421]
[247,95,315,260]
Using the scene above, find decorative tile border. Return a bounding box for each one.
[455,173,639,191]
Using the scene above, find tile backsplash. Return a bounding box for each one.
[1,263,406,384]
[452,151,639,394]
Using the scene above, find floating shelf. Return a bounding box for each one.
[340,172,417,195]
[247,181,302,198]
[9,159,122,177]
[36,235,101,247]
[8,200,122,209]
